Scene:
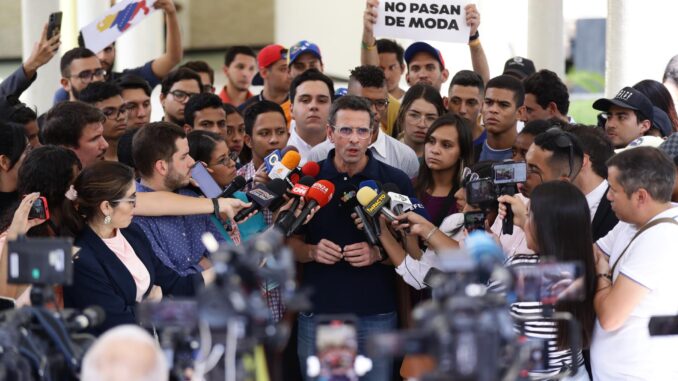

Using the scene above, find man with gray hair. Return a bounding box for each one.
[81,325,168,381]
[591,147,678,380]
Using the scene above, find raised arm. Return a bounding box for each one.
[361,0,381,67]
[466,4,490,84]
[150,0,183,79]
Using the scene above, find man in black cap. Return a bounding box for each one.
[503,56,536,80]
[593,87,654,149]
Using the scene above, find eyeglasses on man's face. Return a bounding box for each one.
[332,126,372,140]
[71,68,107,82]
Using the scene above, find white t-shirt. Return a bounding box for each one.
[490,193,534,258]
[591,206,678,380]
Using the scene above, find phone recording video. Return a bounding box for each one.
[492,161,527,185]
[464,211,486,233]
[28,196,49,220]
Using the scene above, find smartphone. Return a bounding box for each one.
[47,12,62,40]
[137,299,198,329]
[316,315,359,381]
[512,261,584,305]
[190,162,223,198]
[492,161,527,185]
[28,196,50,220]
[464,211,486,233]
[7,237,73,285]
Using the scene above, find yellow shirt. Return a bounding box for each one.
[383,94,401,136]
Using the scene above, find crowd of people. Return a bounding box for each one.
[1,0,678,380]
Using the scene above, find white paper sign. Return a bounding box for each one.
[80,0,158,54]
[373,0,471,44]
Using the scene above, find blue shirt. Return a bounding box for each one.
[133,182,225,276]
[479,140,513,162]
[301,149,415,315]
[53,60,159,104]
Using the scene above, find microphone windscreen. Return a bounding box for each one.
[280,151,302,169]
[305,180,335,207]
[356,187,378,206]
[267,179,288,196]
[299,175,316,186]
[382,183,400,194]
[230,176,246,189]
[359,180,379,192]
[281,145,299,155]
[301,161,320,178]
[84,305,106,327]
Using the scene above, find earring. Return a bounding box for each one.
[104,215,112,225]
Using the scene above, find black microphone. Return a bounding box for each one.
[234,179,287,222]
[275,175,315,232]
[218,176,247,198]
[342,186,379,246]
[286,180,335,236]
[65,306,106,330]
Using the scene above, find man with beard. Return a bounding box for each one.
[132,122,226,276]
[42,101,109,168]
[159,67,202,126]
[77,82,129,161]
[58,48,105,101]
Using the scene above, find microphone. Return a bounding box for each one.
[217,175,247,198]
[269,151,301,181]
[263,149,281,173]
[234,179,287,222]
[359,180,380,192]
[383,183,413,215]
[286,180,335,235]
[275,176,315,232]
[356,187,398,222]
[341,187,379,246]
[408,197,431,221]
[66,306,106,330]
[280,145,298,156]
[301,161,320,178]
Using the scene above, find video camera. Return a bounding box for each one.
[0,236,100,381]
[465,161,527,235]
[366,233,585,381]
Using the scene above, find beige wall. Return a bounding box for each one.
[187,0,274,49]
[0,0,22,58]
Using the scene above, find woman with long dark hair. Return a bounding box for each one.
[392,83,446,158]
[0,122,29,212]
[633,79,678,133]
[500,181,595,380]
[62,161,211,335]
[413,113,473,227]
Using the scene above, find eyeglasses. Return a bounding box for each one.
[363,97,389,111]
[169,89,199,103]
[70,68,107,82]
[406,111,438,125]
[212,151,239,167]
[101,105,129,120]
[332,126,372,140]
[111,197,136,208]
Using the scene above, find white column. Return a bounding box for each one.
[114,0,164,72]
[20,0,61,114]
[605,0,678,97]
[527,0,565,77]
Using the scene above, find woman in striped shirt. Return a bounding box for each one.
[499,181,596,380]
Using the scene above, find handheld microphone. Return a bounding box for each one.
[65,306,105,330]
[342,188,379,246]
[263,149,281,173]
[218,175,247,198]
[234,179,287,222]
[383,183,413,215]
[286,180,335,236]
[408,197,431,221]
[280,145,299,155]
[269,151,301,181]
[356,187,398,222]
[359,180,380,192]
[275,176,315,232]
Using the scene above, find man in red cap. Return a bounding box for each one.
[239,44,292,125]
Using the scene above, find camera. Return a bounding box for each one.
[7,237,72,287]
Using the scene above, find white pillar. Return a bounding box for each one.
[114,0,164,72]
[605,0,678,97]
[527,0,565,77]
[20,0,61,114]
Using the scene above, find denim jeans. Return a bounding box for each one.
[297,311,397,381]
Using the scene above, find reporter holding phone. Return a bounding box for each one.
[61,161,214,335]
[498,181,595,380]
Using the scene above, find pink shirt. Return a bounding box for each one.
[101,229,151,302]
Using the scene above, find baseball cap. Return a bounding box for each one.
[652,106,673,138]
[593,87,654,122]
[252,44,287,86]
[659,133,678,160]
[503,56,536,80]
[404,42,445,69]
[334,87,348,98]
[614,135,665,154]
[288,40,322,66]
